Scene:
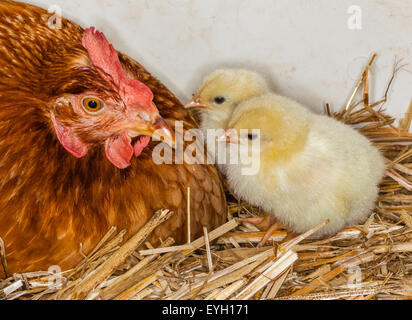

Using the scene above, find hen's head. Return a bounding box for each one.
[48,27,173,169]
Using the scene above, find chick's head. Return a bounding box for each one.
[185,69,269,130]
[222,94,311,166]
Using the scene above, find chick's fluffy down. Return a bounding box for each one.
[225,94,386,236]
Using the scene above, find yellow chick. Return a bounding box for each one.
[185,69,269,130]
[219,93,386,242]
[185,69,269,168]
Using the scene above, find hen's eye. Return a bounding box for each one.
[214,96,225,104]
[82,97,104,113]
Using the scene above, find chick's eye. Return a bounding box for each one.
[214,96,226,104]
[248,133,258,140]
[82,97,104,113]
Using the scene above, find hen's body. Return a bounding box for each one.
[0,1,226,278]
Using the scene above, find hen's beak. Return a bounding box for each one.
[151,116,175,147]
[184,95,211,110]
[123,115,175,148]
[216,128,238,144]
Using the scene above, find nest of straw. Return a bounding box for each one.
[1,55,412,300]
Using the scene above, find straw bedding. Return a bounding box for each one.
[1,55,411,300]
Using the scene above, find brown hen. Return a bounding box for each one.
[0,0,226,278]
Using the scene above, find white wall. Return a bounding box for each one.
[24,0,412,121]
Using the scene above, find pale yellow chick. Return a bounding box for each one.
[185,69,269,169]
[221,93,386,238]
[185,69,269,131]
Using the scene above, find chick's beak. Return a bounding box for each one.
[184,95,211,110]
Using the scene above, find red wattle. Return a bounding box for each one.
[134,136,151,157]
[105,131,134,169]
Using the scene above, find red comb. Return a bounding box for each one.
[82,27,156,114]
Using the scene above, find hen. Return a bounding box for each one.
[0,0,226,278]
